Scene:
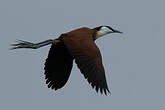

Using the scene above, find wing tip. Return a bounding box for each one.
[91,84,111,95]
[101,88,111,96]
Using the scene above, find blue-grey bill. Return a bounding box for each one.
[113,29,123,34]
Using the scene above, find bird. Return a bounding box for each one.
[10,26,122,95]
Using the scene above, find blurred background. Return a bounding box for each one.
[0,0,165,109]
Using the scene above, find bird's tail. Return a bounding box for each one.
[10,39,60,50]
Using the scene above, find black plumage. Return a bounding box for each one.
[44,41,73,90]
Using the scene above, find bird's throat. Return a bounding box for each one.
[96,32,104,39]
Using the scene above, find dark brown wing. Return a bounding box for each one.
[60,29,110,95]
[44,41,73,90]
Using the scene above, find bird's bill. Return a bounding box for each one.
[113,29,123,34]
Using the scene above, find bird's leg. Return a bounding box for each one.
[10,39,60,50]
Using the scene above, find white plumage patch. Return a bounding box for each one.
[96,26,113,39]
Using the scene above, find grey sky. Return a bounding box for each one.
[0,0,165,109]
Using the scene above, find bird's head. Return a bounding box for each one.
[94,26,122,39]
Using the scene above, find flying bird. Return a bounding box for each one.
[11,26,122,95]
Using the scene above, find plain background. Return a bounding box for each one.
[0,0,165,109]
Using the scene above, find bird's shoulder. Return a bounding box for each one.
[67,27,93,34]
[59,27,96,40]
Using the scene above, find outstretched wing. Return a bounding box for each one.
[61,30,110,95]
[44,41,74,90]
